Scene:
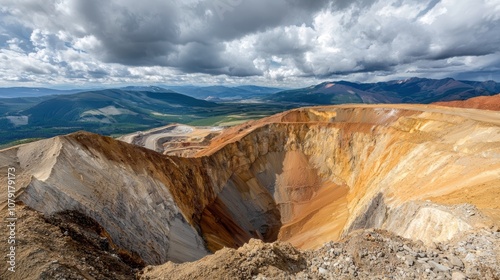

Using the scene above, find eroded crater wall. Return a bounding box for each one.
[1,105,499,264]
[201,106,500,250]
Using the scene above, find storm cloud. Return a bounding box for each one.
[0,0,499,87]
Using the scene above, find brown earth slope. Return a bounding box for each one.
[1,104,500,279]
[434,93,500,111]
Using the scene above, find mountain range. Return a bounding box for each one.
[163,85,285,101]
[0,87,292,146]
[1,77,499,146]
[0,87,86,98]
[267,77,500,105]
[0,85,284,101]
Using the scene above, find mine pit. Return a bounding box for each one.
[1,105,499,273]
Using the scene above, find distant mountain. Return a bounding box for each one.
[0,87,87,98]
[267,78,500,105]
[0,96,54,115]
[0,88,218,144]
[5,78,499,146]
[22,88,217,126]
[119,85,169,92]
[0,88,293,146]
[163,85,284,101]
[0,85,285,101]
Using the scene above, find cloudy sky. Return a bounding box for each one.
[0,0,499,88]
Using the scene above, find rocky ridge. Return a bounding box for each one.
[434,93,500,111]
[140,228,500,280]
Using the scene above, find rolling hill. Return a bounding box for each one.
[164,85,284,101]
[1,88,221,141]
[0,87,86,98]
[0,96,54,115]
[22,88,217,125]
[0,88,294,146]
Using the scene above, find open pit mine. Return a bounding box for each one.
[1,104,499,279]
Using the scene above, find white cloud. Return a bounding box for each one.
[419,6,447,25]
[6,38,23,52]
[0,0,499,87]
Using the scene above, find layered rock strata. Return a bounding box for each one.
[1,104,499,266]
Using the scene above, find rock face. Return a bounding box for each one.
[0,134,210,265]
[1,104,499,273]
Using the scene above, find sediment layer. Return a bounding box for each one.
[1,104,499,266]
